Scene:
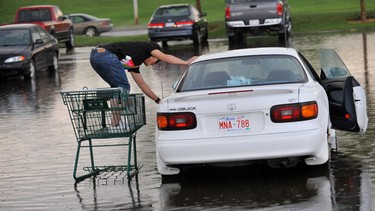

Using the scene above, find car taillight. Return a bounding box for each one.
[277,2,283,17]
[148,23,164,28]
[176,20,194,27]
[157,112,197,130]
[271,101,318,122]
[225,6,230,19]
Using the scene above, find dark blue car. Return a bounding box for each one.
[147,4,208,48]
[0,23,59,79]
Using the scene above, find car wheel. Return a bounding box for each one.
[24,60,36,79]
[161,40,168,50]
[84,27,98,37]
[161,174,181,184]
[202,28,208,42]
[278,18,292,45]
[65,29,75,49]
[193,30,201,46]
[278,30,287,45]
[228,32,245,49]
[48,52,59,71]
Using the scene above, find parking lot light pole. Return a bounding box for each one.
[133,0,139,24]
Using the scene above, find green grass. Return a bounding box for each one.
[1,0,375,46]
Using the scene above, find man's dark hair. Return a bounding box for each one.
[148,41,162,51]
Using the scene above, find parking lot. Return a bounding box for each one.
[0,32,374,210]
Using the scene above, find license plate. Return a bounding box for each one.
[218,114,251,132]
[165,22,175,27]
[249,19,259,26]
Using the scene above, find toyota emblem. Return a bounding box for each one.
[227,103,237,110]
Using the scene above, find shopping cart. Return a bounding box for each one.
[61,87,146,182]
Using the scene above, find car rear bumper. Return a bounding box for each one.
[226,19,285,35]
[148,28,193,41]
[157,127,327,167]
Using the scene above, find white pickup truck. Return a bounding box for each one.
[225,0,291,45]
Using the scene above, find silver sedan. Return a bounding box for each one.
[69,13,113,36]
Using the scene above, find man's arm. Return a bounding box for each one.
[151,50,198,65]
[130,71,160,103]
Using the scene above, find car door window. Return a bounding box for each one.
[36,27,50,42]
[32,28,43,43]
[320,49,351,79]
[72,16,85,23]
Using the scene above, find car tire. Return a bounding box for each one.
[193,30,201,46]
[48,52,59,71]
[65,29,75,49]
[24,60,36,79]
[202,27,208,42]
[161,174,181,184]
[228,32,245,49]
[278,19,292,45]
[161,40,168,49]
[84,27,98,37]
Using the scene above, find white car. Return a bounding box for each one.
[155,47,368,176]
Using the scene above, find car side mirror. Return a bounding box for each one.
[34,39,44,45]
[330,67,348,78]
[61,15,70,21]
[172,81,178,89]
[200,12,207,17]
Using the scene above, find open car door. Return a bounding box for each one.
[319,49,368,133]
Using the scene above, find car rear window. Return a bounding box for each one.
[18,9,52,22]
[154,6,190,17]
[176,55,307,92]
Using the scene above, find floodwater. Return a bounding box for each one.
[0,32,374,210]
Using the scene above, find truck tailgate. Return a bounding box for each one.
[227,0,280,21]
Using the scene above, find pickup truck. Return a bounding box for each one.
[14,5,74,48]
[225,0,291,45]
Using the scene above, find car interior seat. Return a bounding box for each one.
[203,71,231,87]
[267,69,295,82]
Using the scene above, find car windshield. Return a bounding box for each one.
[154,6,190,17]
[0,29,30,46]
[176,55,307,92]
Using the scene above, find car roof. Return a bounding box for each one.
[69,13,100,19]
[157,4,191,8]
[18,5,57,9]
[0,23,38,29]
[194,47,300,63]
[69,13,90,16]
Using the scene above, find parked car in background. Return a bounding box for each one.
[155,47,368,177]
[14,5,74,48]
[225,0,292,45]
[0,24,59,79]
[147,4,208,48]
[69,13,113,37]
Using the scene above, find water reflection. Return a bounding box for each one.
[159,153,372,210]
[0,71,61,114]
[74,176,144,210]
[228,34,292,50]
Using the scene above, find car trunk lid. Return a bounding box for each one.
[165,84,302,136]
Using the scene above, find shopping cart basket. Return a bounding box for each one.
[61,87,146,182]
